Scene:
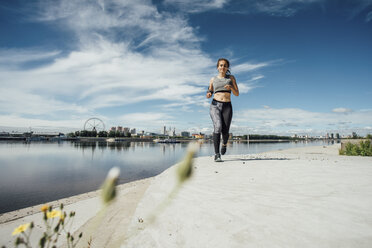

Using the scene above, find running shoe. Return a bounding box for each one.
[221,145,227,155]
[214,153,222,162]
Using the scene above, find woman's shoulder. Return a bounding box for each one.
[210,76,217,83]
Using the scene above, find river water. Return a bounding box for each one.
[0,140,333,214]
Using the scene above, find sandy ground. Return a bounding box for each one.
[124,144,372,248]
[1,144,372,248]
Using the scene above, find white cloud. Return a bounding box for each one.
[0,88,88,116]
[163,0,229,13]
[0,49,61,65]
[231,107,372,136]
[249,75,265,81]
[0,0,218,129]
[235,75,264,94]
[332,108,353,114]
[0,115,84,130]
[233,62,270,73]
[237,83,256,94]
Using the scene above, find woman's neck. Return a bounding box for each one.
[218,72,226,78]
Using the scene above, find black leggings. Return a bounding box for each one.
[209,99,233,154]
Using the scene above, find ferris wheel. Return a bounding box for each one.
[84,118,105,132]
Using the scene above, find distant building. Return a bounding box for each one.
[130,128,136,134]
[141,135,153,139]
[336,133,340,139]
[117,126,123,132]
[110,127,117,132]
[181,131,190,137]
[192,133,205,139]
[123,127,130,135]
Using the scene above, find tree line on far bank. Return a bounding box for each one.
[239,134,294,140]
[67,130,131,138]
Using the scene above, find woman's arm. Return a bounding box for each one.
[225,75,239,96]
[206,77,214,98]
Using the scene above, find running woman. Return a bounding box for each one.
[206,58,239,162]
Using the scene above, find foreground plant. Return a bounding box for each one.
[148,141,200,223]
[6,204,82,248]
[74,167,121,248]
[340,140,372,156]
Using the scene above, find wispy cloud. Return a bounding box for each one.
[0,115,85,130]
[237,83,257,94]
[233,62,270,73]
[163,0,229,13]
[253,0,322,16]
[0,49,61,66]
[332,108,353,114]
[0,88,88,116]
[249,75,265,81]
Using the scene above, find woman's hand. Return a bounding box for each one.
[206,92,212,98]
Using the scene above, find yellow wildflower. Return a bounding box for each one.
[12,223,30,236]
[41,204,49,212]
[47,210,62,219]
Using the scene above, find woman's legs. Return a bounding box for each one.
[210,100,233,157]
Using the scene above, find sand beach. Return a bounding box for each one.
[1,144,372,247]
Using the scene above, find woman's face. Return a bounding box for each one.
[217,60,229,74]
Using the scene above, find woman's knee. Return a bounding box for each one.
[214,124,222,133]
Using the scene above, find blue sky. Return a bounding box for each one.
[0,0,371,136]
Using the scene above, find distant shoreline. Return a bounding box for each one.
[0,136,350,143]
